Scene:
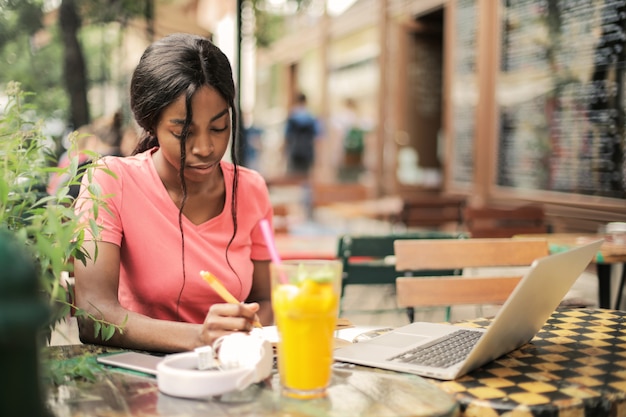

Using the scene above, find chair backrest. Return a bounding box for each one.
[400,195,466,230]
[312,182,370,207]
[462,204,548,238]
[338,231,467,285]
[394,238,549,309]
[337,231,467,317]
[272,203,290,234]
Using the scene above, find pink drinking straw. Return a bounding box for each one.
[259,219,288,284]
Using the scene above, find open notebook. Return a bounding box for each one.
[333,239,603,380]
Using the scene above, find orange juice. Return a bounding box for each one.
[270,260,341,399]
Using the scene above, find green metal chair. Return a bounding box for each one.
[337,231,467,322]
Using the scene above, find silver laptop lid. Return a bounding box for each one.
[458,239,604,376]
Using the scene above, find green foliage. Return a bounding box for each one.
[43,355,102,386]
[76,0,148,24]
[0,0,44,47]
[253,8,286,48]
[0,81,124,340]
[81,25,123,86]
[0,22,68,123]
[0,0,146,128]
[250,0,312,48]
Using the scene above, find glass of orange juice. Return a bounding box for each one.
[270,259,342,399]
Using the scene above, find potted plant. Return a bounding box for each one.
[0,82,124,370]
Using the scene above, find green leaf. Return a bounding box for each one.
[89,218,99,237]
[0,177,8,206]
[93,321,102,339]
[58,303,71,318]
[101,324,115,341]
[73,309,87,318]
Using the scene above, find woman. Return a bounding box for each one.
[74,33,273,353]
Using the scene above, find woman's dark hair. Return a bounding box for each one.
[130,33,241,319]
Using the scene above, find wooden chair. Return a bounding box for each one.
[399,194,466,230]
[311,182,370,207]
[394,238,549,321]
[337,231,467,321]
[462,204,549,238]
[272,203,290,234]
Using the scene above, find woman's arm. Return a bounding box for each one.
[74,241,261,352]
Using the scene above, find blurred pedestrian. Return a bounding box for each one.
[284,92,321,219]
[284,92,321,180]
[334,98,370,182]
[241,113,263,171]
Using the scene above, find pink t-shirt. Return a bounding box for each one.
[76,148,272,323]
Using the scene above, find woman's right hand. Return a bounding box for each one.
[199,302,261,346]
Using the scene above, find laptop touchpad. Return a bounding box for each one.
[367,333,428,348]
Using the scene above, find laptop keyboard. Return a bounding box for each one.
[388,329,483,368]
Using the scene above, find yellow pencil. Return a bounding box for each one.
[200,270,262,328]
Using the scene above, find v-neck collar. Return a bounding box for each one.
[147,149,229,229]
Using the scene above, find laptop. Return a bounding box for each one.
[333,239,603,380]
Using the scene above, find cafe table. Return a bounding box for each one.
[515,233,626,309]
[424,308,626,416]
[44,344,459,417]
[44,308,626,416]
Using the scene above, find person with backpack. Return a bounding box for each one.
[284,93,321,179]
[336,97,370,182]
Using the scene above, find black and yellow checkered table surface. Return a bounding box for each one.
[427,308,626,416]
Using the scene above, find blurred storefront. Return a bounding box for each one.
[251,0,626,231]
